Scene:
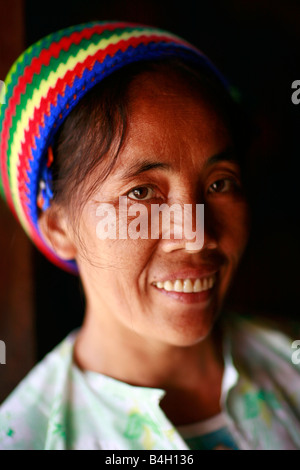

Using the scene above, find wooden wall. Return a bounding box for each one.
[0,0,35,403]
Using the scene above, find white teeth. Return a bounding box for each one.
[183,279,193,293]
[193,279,202,293]
[154,275,216,293]
[164,280,173,291]
[174,280,183,292]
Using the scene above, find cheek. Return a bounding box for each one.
[87,201,156,267]
[79,214,155,285]
[209,199,250,262]
[78,201,156,277]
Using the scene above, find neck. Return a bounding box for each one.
[74,305,225,424]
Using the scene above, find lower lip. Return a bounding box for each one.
[152,285,215,305]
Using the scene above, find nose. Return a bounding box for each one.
[159,201,218,254]
[161,228,218,254]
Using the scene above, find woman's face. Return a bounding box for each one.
[73,70,249,348]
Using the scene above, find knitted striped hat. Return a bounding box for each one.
[0,21,229,274]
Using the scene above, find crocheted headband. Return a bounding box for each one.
[0,21,230,274]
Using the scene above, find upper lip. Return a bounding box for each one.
[151,266,219,283]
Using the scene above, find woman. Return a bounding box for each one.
[0,21,300,450]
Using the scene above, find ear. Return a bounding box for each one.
[38,204,77,260]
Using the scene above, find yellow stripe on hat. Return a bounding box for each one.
[10,28,172,232]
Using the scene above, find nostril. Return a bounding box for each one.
[204,241,218,250]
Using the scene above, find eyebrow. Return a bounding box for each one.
[205,147,239,167]
[119,161,171,180]
[119,147,239,180]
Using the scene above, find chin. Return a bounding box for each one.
[156,308,219,348]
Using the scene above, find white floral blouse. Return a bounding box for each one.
[1,314,300,450]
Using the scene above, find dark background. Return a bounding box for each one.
[2,0,300,368]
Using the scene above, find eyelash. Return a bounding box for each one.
[126,185,158,201]
[208,178,240,194]
[126,177,240,202]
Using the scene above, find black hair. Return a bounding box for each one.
[51,57,253,226]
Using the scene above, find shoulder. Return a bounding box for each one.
[225,310,300,387]
[227,310,299,355]
[0,332,77,450]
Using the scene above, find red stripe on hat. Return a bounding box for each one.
[0,22,132,206]
[16,32,182,228]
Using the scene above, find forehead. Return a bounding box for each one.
[115,69,232,170]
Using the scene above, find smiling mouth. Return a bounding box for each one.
[152,275,216,293]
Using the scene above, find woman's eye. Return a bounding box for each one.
[127,186,154,201]
[208,178,237,194]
